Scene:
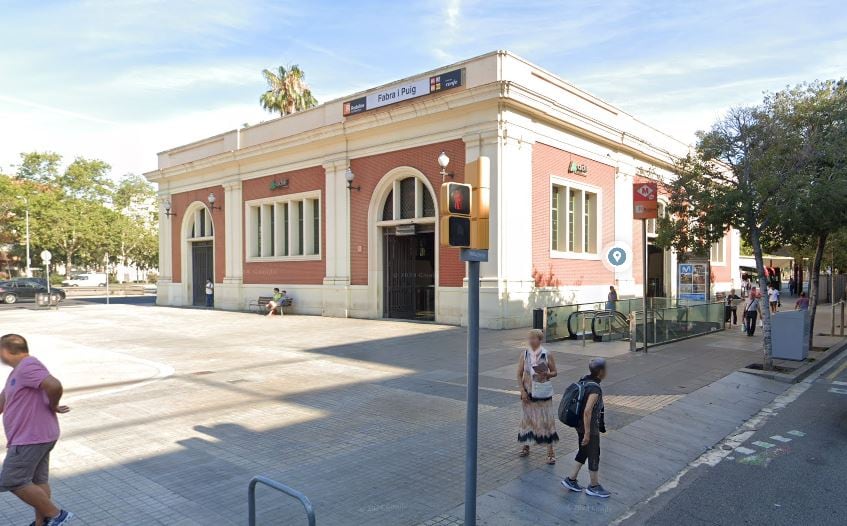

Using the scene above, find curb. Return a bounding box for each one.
[740,338,847,383]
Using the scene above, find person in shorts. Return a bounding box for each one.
[0,334,74,526]
[561,358,609,498]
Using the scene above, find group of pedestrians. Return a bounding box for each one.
[517,330,610,499]
[0,334,73,525]
[735,279,810,336]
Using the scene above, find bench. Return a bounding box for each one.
[249,296,293,315]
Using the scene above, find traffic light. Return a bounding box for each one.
[443,183,471,215]
[444,216,471,247]
[439,157,490,249]
[441,182,472,248]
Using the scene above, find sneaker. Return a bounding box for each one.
[561,477,583,492]
[585,484,611,498]
[44,511,74,526]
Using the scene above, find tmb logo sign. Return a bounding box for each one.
[633,182,658,220]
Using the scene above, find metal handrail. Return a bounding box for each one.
[248,476,316,526]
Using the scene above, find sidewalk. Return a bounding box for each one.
[0,304,838,525]
[431,308,845,525]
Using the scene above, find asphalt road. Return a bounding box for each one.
[623,350,847,526]
[0,295,156,310]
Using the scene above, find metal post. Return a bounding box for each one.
[105,252,110,305]
[642,219,648,353]
[24,206,31,278]
[841,301,845,337]
[582,314,587,347]
[629,313,636,352]
[465,258,480,526]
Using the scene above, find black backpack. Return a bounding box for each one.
[558,380,598,427]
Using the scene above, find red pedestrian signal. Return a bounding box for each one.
[442,183,471,215]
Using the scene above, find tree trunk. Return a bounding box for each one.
[749,224,773,370]
[807,233,828,352]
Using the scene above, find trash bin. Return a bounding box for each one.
[532,308,544,331]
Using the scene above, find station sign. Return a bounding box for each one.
[343,69,464,116]
[633,182,658,220]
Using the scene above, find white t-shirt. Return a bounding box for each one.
[768,289,779,303]
[205,282,214,295]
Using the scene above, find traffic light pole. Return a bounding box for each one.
[461,248,487,526]
[642,218,648,353]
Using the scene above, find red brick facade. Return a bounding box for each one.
[242,166,326,285]
[170,185,225,284]
[531,143,616,288]
[349,140,467,287]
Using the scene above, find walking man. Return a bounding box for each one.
[0,334,74,526]
[744,294,762,336]
[205,278,214,308]
[561,358,609,498]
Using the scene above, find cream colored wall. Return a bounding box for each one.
[148,50,728,327]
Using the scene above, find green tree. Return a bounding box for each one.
[768,80,847,350]
[15,152,62,183]
[110,174,158,282]
[259,65,318,116]
[657,105,787,369]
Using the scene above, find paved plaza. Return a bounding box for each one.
[0,303,838,525]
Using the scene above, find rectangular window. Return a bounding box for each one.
[246,193,321,260]
[710,236,725,263]
[312,199,320,255]
[568,189,576,252]
[551,182,599,255]
[551,186,560,251]
[297,201,304,256]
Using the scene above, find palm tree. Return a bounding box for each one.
[259,65,318,116]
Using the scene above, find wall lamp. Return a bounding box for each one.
[207,192,222,211]
[438,151,454,181]
[163,199,177,218]
[345,168,360,192]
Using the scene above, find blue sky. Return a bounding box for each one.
[1,0,845,177]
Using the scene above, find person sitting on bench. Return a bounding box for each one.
[266,288,285,317]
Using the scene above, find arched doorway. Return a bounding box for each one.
[370,169,438,321]
[181,203,215,306]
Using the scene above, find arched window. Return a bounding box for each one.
[379,177,435,223]
[189,207,214,239]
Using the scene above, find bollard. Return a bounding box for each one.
[832,303,836,336]
[629,313,636,352]
[582,315,587,348]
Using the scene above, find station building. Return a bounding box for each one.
[145,51,740,328]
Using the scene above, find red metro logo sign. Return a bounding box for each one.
[633,182,658,220]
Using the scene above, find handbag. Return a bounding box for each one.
[531,379,554,399]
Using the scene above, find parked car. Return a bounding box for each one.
[62,272,107,287]
[0,279,66,304]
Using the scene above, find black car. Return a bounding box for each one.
[0,278,66,304]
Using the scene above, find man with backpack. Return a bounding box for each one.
[560,358,609,498]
